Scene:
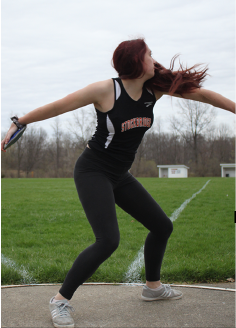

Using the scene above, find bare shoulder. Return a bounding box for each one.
[92,79,115,112]
[88,79,114,96]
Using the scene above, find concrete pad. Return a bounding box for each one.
[1,283,235,327]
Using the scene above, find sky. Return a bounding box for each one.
[1,0,235,137]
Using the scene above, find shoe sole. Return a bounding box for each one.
[53,322,74,328]
[141,294,183,301]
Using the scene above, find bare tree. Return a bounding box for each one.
[2,112,235,178]
[21,127,47,177]
[69,107,97,150]
[212,123,235,163]
[16,134,25,178]
[51,117,63,177]
[1,131,17,177]
[130,137,146,176]
[170,99,216,166]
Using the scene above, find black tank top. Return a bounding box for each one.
[88,78,156,169]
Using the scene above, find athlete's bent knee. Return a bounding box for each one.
[97,234,120,255]
[106,236,120,253]
[154,217,173,240]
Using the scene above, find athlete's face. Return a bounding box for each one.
[142,46,156,79]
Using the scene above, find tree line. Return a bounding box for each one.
[1,100,235,178]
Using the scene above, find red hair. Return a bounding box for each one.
[112,38,208,96]
[112,39,147,79]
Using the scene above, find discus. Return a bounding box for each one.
[4,126,27,150]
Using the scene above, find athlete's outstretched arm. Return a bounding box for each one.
[1,80,111,151]
[18,81,111,125]
[155,88,235,114]
[174,88,235,113]
[180,88,235,113]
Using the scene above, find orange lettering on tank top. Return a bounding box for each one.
[121,117,152,132]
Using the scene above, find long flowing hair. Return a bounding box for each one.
[112,38,208,96]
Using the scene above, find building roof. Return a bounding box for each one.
[157,165,189,169]
[220,164,236,167]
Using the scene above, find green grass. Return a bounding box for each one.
[1,177,235,285]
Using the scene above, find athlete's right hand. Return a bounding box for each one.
[1,123,18,152]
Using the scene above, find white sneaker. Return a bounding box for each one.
[142,284,183,301]
[49,297,75,328]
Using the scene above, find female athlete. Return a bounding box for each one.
[1,38,235,328]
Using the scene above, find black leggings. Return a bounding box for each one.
[59,148,173,300]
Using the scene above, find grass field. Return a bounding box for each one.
[1,177,235,285]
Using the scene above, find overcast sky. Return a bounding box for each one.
[1,0,235,137]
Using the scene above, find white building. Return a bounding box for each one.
[157,165,189,178]
[220,164,236,178]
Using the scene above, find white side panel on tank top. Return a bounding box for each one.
[104,80,120,148]
[105,115,115,148]
[115,80,121,100]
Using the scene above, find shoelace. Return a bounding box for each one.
[56,302,75,317]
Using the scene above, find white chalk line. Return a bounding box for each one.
[124,245,144,283]
[1,282,235,292]
[124,180,211,283]
[170,179,211,222]
[1,254,34,284]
